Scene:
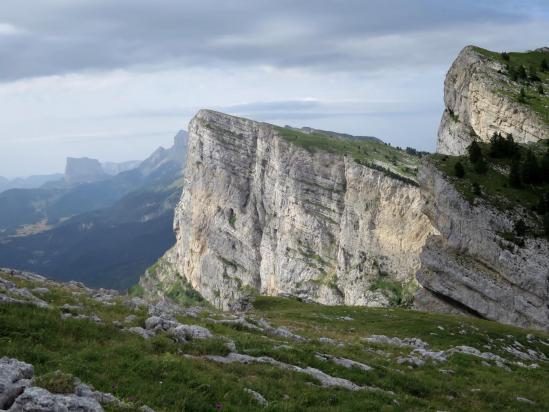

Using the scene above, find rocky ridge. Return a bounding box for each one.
[437,46,548,155]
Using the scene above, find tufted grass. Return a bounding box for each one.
[1,270,549,411]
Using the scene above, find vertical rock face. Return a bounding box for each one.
[437,46,548,155]
[415,162,549,331]
[166,110,433,309]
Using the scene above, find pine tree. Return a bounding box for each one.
[468,141,482,163]
[490,132,504,157]
[507,65,518,81]
[473,156,488,174]
[521,150,540,185]
[541,149,549,183]
[517,65,527,80]
[514,219,527,237]
[541,58,548,72]
[454,161,465,178]
[509,158,522,188]
[472,182,481,196]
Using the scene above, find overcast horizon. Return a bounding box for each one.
[1,0,548,178]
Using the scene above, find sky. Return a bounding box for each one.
[0,1,548,177]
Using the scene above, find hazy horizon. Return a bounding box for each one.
[1,0,548,177]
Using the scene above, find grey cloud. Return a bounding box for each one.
[218,99,440,122]
[0,0,547,81]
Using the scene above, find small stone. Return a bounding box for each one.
[244,388,267,406]
[516,396,535,404]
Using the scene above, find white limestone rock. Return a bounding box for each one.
[437,46,548,155]
[149,109,433,310]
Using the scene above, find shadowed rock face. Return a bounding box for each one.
[414,162,549,332]
[160,109,433,310]
[437,46,548,155]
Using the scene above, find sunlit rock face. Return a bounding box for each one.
[437,46,548,155]
[163,110,433,310]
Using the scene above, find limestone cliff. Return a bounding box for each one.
[437,46,548,155]
[414,162,549,331]
[148,110,433,309]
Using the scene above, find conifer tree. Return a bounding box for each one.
[541,57,548,72]
[473,156,488,174]
[468,141,482,163]
[454,161,465,178]
[509,158,522,188]
[521,150,540,185]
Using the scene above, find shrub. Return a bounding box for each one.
[228,209,236,228]
[514,219,527,237]
[35,371,75,394]
[472,182,481,196]
[454,161,465,178]
[518,87,527,103]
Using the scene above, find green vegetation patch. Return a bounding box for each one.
[431,140,549,217]
[2,270,549,411]
[274,126,420,181]
[166,277,205,306]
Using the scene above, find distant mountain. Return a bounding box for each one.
[101,160,141,175]
[0,130,188,289]
[64,157,107,185]
[0,173,64,193]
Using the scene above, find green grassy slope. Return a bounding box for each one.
[275,126,421,182]
[431,140,549,215]
[1,270,548,411]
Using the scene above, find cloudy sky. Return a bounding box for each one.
[1,0,548,177]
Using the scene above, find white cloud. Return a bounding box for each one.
[0,22,22,35]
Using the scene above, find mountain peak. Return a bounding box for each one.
[64,157,106,185]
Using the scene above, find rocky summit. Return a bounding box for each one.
[437,46,549,155]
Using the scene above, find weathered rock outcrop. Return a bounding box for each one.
[157,110,433,309]
[437,46,548,155]
[414,162,549,331]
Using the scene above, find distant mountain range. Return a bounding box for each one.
[0,173,64,193]
[0,131,187,289]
